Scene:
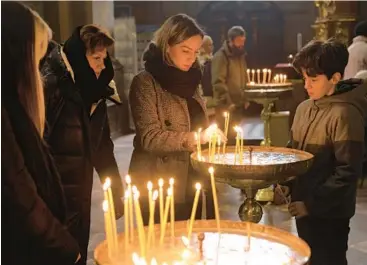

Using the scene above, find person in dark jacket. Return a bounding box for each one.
[2,2,80,264]
[275,39,367,265]
[41,25,124,265]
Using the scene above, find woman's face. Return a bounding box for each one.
[86,47,107,78]
[167,34,203,71]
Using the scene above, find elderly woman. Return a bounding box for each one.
[129,14,226,223]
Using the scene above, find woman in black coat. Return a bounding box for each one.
[41,24,124,265]
[1,2,80,264]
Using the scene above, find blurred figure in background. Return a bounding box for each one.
[211,26,249,143]
[41,24,123,265]
[2,2,80,264]
[344,20,367,79]
[198,35,216,113]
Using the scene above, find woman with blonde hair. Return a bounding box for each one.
[2,2,80,264]
[129,14,226,223]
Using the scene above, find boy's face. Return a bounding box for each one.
[302,69,339,100]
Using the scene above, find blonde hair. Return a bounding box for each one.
[153,14,204,65]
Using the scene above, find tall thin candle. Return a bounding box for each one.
[124,191,129,249]
[209,167,221,232]
[187,183,201,240]
[158,178,164,234]
[160,188,172,244]
[169,178,175,239]
[103,200,113,258]
[125,175,134,242]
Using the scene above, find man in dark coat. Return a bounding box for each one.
[41,25,123,265]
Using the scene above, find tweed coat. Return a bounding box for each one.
[129,70,209,204]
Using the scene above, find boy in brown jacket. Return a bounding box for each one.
[276,39,367,265]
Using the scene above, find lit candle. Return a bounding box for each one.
[104,178,118,253]
[279,74,283,83]
[169,178,175,239]
[246,69,251,83]
[267,69,272,83]
[187,183,201,240]
[147,190,158,248]
[158,178,164,235]
[160,188,172,244]
[284,74,287,83]
[251,69,255,82]
[124,191,129,249]
[234,126,240,164]
[103,200,113,258]
[125,175,134,241]
[263,69,267,84]
[256,69,260,84]
[274,74,279,83]
[133,188,146,257]
[208,167,220,232]
[223,112,229,155]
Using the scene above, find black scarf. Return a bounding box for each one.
[143,43,202,99]
[143,43,205,131]
[63,26,114,112]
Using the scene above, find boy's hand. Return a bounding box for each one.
[273,185,290,205]
[288,201,308,219]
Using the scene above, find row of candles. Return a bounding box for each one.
[195,112,246,165]
[102,169,221,260]
[246,69,288,84]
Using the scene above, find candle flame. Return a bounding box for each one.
[194,132,198,140]
[268,69,271,73]
[256,69,260,73]
[147,181,153,190]
[169,178,174,185]
[223,111,228,117]
[195,183,201,190]
[134,190,140,200]
[208,167,214,174]
[182,249,191,259]
[103,178,111,190]
[132,185,138,194]
[246,69,250,73]
[124,190,129,199]
[153,190,158,200]
[132,253,140,264]
[181,236,190,247]
[263,68,267,72]
[251,69,255,73]
[102,200,109,212]
[125,175,131,184]
[158,178,164,187]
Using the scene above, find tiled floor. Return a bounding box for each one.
[87,119,367,265]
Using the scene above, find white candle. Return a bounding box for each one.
[284,74,287,83]
[251,69,255,82]
[104,178,118,253]
[263,69,267,84]
[267,69,272,83]
[256,69,260,84]
[246,69,251,83]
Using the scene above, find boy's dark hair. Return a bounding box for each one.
[293,39,349,79]
[227,26,246,41]
[354,20,367,37]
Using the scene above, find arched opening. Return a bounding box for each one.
[197,1,284,69]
